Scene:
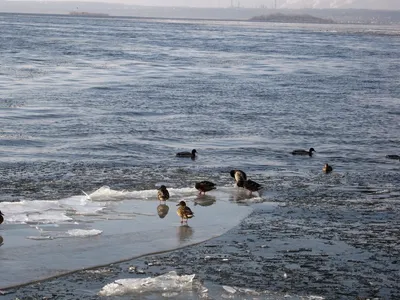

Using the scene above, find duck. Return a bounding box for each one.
[157,185,170,201]
[0,211,4,225]
[243,179,263,195]
[176,201,194,224]
[157,203,169,219]
[230,169,247,187]
[176,149,197,159]
[322,163,333,173]
[195,181,216,195]
[386,155,400,160]
[292,148,316,156]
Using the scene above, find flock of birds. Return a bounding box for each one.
[159,147,336,224]
[0,148,396,226]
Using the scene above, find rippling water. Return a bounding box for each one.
[0,13,399,293]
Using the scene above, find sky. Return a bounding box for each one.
[3,0,400,10]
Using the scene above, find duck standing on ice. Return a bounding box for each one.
[176,201,194,224]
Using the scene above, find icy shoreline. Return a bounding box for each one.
[0,186,266,289]
[4,202,399,299]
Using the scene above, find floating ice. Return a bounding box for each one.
[67,229,103,237]
[59,196,105,216]
[86,185,196,202]
[222,285,237,294]
[26,235,53,240]
[86,186,130,201]
[0,200,73,224]
[98,271,195,297]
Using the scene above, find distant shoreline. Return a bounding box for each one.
[249,13,336,24]
[0,11,399,25]
[69,11,109,17]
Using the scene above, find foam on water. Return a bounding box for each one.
[0,185,270,289]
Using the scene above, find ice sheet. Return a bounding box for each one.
[0,185,277,289]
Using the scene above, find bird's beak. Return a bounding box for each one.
[176,203,180,206]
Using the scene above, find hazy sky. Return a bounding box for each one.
[13,0,274,7]
[5,0,400,9]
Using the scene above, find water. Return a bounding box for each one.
[0,13,399,297]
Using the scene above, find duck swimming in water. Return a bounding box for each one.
[157,185,170,201]
[386,155,400,160]
[230,169,247,187]
[292,148,316,156]
[322,163,333,173]
[195,181,216,195]
[176,149,197,159]
[176,201,194,224]
[243,179,263,195]
[0,211,4,225]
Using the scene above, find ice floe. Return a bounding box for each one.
[67,229,103,237]
[98,271,196,296]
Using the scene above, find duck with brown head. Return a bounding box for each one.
[157,185,170,201]
[176,201,194,224]
[323,163,333,173]
[230,169,247,187]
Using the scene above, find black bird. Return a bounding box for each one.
[176,149,197,159]
[243,179,263,195]
[292,148,316,156]
[157,185,170,201]
[195,181,216,195]
[176,201,194,224]
[0,211,4,225]
[386,155,400,160]
[230,169,247,187]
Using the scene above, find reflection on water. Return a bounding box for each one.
[177,225,194,242]
[156,203,169,219]
[0,235,3,247]
[229,188,255,203]
[194,195,216,207]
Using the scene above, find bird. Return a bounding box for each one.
[157,185,170,201]
[0,211,4,225]
[176,201,194,224]
[386,155,400,160]
[292,148,316,156]
[176,149,197,159]
[243,179,263,195]
[322,163,333,173]
[157,203,169,218]
[195,181,216,195]
[230,169,247,187]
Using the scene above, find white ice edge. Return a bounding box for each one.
[98,271,196,296]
